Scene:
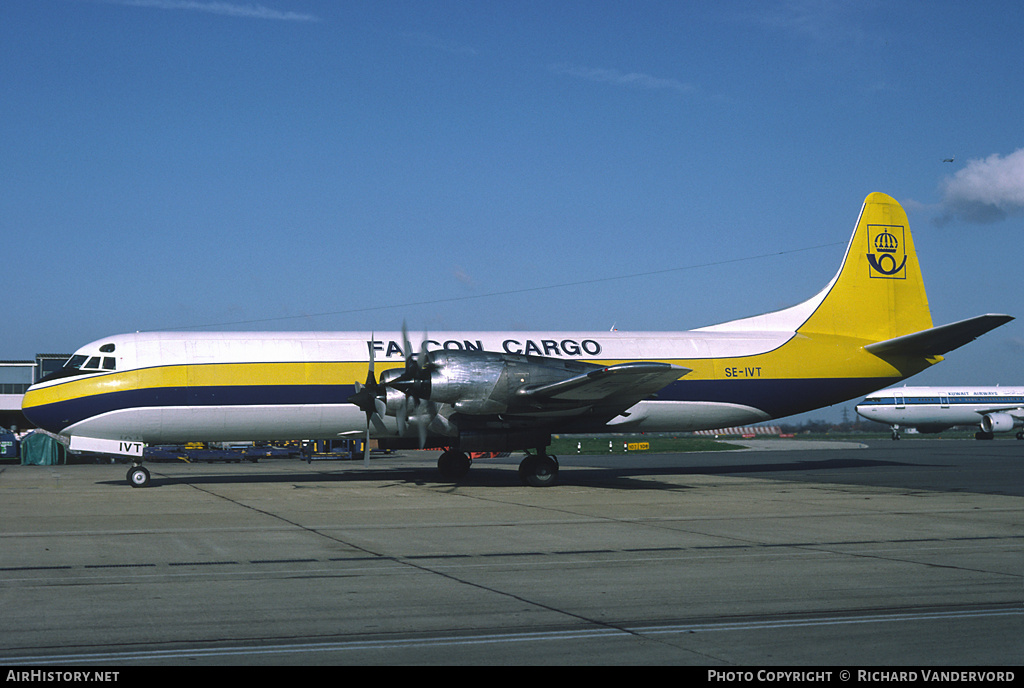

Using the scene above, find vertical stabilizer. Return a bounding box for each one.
[697,193,934,342]
[798,192,933,342]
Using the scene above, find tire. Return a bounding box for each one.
[128,465,151,488]
[520,454,558,487]
[437,451,471,481]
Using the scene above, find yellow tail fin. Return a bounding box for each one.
[798,192,933,342]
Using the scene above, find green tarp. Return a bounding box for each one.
[20,432,67,465]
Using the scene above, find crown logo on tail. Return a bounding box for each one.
[867,225,907,278]
[874,229,898,253]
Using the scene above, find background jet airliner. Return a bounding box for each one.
[857,386,1024,439]
[22,193,1012,487]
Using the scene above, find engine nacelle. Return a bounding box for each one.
[415,350,600,415]
[980,412,1018,434]
[426,351,510,412]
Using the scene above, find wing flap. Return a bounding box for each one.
[517,362,689,403]
[864,314,1013,357]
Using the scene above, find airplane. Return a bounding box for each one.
[856,385,1024,440]
[21,192,1013,488]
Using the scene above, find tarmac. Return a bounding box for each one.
[0,438,1020,666]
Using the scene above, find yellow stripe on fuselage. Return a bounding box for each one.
[184,361,378,387]
[22,361,379,409]
[22,367,185,409]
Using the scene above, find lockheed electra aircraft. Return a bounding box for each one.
[857,386,1024,440]
[22,193,1013,487]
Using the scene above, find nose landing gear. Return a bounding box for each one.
[127,463,150,488]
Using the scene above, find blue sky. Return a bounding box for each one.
[3,1,1023,418]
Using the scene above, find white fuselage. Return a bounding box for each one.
[26,329,805,445]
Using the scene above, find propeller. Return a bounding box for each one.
[348,323,442,454]
[389,322,439,447]
[346,334,387,467]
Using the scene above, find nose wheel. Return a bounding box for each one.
[127,464,150,488]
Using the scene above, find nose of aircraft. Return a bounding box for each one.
[20,383,66,434]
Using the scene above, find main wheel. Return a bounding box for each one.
[127,465,150,488]
[519,454,558,487]
[437,450,472,481]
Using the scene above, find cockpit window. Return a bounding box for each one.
[36,352,115,383]
[100,343,116,353]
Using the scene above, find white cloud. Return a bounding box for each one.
[738,0,871,46]
[938,148,1024,224]
[104,0,319,22]
[549,63,694,95]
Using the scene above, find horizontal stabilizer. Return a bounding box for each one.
[864,314,1014,358]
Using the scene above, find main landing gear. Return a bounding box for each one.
[518,452,558,487]
[973,429,1024,439]
[434,448,559,486]
[437,450,472,480]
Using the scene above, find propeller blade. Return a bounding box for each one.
[417,413,427,448]
[366,334,377,468]
[396,396,407,435]
[384,322,440,446]
[411,399,427,448]
[364,424,370,468]
[401,321,415,373]
[419,333,430,372]
[408,398,438,449]
[348,333,390,466]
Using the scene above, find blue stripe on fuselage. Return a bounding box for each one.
[25,384,357,434]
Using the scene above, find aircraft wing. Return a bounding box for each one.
[864,314,1014,357]
[978,407,1024,419]
[516,362,689,405]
